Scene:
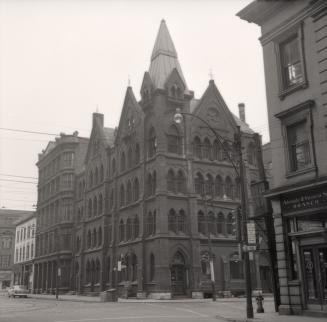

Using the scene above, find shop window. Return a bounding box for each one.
[230,253,244,279]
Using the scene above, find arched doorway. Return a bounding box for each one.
[170,251,187,296]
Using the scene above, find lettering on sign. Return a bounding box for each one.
[247,221,256,244]
[281,186,327,213]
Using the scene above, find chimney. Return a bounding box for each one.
[238,103,246,123]
[93,112,104,128]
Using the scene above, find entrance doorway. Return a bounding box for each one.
[171,252,187,296]
[302,245,327,310]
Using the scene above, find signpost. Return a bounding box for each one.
[247,221,256,244]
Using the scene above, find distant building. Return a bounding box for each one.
[238,0,327,315]
[13,212,36,291]
[0,209,32,289]
[33,132,89,294]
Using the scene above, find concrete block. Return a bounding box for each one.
[191,291,204,299]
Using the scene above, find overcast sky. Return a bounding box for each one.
[0,0,266,210]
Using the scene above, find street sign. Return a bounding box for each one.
[58,268,61,277]
[117,261,122,272]
[247,221,256,244]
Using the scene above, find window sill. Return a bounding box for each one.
[279,81,308,100]
[285,166,316,179]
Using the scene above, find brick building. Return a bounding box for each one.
[33,132,89,293]
[70,20,269,299]
[0,209,32,290]
[13,212,36,291]
[238,0,327,315]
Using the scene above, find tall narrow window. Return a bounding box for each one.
[176,170,186,193]
[217,212,225,235]
[98,194,103,214]
[120,152,126,172]
[215,175,223,198]
[178,209,186,233]
[127,147,133,169]
[148,127,157,158]
[287,120,310,172]
[167,170,175,192]
[168,209,177,233]
[167,125,182,154]
[280,36,303,88]
[126,218,132,240]
[120,184,125,207]
[135,144,140,165]
[133,178,140,201]
[225,177,233,199]
[195,172,204,195]
[150,253,155,281]
[126,181,132,204]
[133,216,139,238]
[198,211,206,234]
[226,213,234,235]
[205,174,214,196]
[203,138,212,159]
[213,140,222,161]
[119,219,125,242]
[193,137,202,159]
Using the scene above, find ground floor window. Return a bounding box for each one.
[230,253,243,279]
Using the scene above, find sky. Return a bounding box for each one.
[0,0,267,211]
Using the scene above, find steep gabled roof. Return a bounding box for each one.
[149,19,188,91]
[103,127,115,147]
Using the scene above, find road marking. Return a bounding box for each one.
[146,303,209,318]
[55,315,193,322]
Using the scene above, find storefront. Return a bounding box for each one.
[271,182,327,314]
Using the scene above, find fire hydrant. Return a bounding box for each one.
[256,293,264,313]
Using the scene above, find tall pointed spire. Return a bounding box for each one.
[149,19,188,90]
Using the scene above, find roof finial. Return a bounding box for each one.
[128,75,131,87]
[209,68,214,81]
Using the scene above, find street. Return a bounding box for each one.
[0,295,326,322]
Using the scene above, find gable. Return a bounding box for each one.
[165,68,186,96]
[192,81,237,135]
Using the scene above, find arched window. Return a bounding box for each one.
[208,211,215,234]
[98,194,103,214]
[195,172,204,195]
[127,147,133,169]
[167,124,182,154]
[119,219,125,242]
[120,184,125,207]
[168,209,176,233]
[176,170,186,193]
[133,216,139,238]
[146,173,152,197]
[201,252,210,275]
[95,167,99,185]
[126,218,132,240]
[148,127,157,158]
[167,169,175,192]
[214,175,223,198]
[89,170,94,187]
[205,174,214,196]
[86,261,91,283]
[93,196,98,216]
[112,158,116,176]
[135,144,140,165]
[213,140,222,161]
[150,253,155,281]
[247,142,256,166]
[93,228,97,247]
[110,189,114,209]
[178,209,186,233]
[100,164,104,182]
[131,254,137,281]
[226,213,234,235]
[88,199,92,217]
[147,212,153,236]
[87,230,91,248]
[198,211,206,234]
[91,260,95,284]
[203,138,212,159]
[235,178,241,199]
[152,171,156,195]
[225,176,233,199]
[126,180,132,204]
[222,141,231,161]
[106,256,111,283]
[133,178,139,201]
[98,227,102,246]
[95,259,100,283]
[217,212,225,235]
[120,152,126,172]
[193,136,202,159]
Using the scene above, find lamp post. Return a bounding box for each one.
[174,108,254,318]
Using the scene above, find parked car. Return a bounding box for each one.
[7,285,28,298]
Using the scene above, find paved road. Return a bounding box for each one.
[0,295,326,322]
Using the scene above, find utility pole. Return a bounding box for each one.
[236,126,254,319]
[202,191,216,301]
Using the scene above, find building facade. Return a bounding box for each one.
[13,213,36,291]
[70,20,268,299]
[239,0,327,315]
[33,132,89,294]
[0,209,32,290]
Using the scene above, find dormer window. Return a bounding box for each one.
[170,84,182,99]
